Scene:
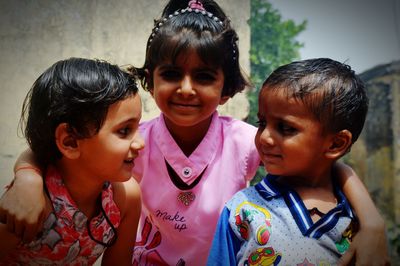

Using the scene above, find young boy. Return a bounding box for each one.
[208,58,368,265]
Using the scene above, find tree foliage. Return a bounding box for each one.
[247,0,307,126]
[247,0,306,184]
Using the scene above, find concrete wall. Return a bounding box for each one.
[349,61,400,225]
[345,61,400,261]
[0,0,250,186]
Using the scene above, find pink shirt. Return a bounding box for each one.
[132,112,259,266]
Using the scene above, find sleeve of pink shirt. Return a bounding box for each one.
[223,117,260,183]
[243,124,260,182]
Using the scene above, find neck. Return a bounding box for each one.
[277,168,337,221]
[278,162,334,188]
[164,115,213,157]
[55,160,104,219]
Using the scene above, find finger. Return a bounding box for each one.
[38,211,47,232]
[23,220,41,243]
[3,179,14,191]
[14,219,24,239]
[0,210,7,224]
[338,248,354,266]
[23,211,46,243]
[6,214,15,234]
[22,223,35,243]
[38,211,46,232]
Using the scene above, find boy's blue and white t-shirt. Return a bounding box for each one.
[207,174,357,266]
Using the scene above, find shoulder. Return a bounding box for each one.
[217,115,260,179]
[218,116,257,150]
[139,116,159,134]
[225,186,259,210]
[224,187,274,244]
[111,179,141,218]
[216,115,257,150]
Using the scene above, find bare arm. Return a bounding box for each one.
[0,148,46,243]
[101,178,141,266]
[334,161,390,266]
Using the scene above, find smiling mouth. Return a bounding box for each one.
[124,158,134,164]
[171,102,200,108]
[261,152,282,160]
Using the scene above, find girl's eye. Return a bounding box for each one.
[117,127,131,136]
[195,72,216,83]
[256,120,266,128]
[160,70,181,81]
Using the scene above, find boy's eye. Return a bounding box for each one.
[278,123,297,135]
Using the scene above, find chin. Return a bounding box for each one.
[120,173,132,182]
[114,170,132,182]
[264,166,283,176]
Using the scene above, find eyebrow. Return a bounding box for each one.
[115,117,140,127]
[157,64,175,70]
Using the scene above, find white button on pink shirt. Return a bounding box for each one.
[131,112,260,266]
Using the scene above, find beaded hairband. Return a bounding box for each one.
[147,0,229,51]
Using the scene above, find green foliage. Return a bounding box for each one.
[247,0,306,126]
[247,0,306,185]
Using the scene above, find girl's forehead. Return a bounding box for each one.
[161,50,221,70]
[153,32,223,67]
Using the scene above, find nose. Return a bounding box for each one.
[178,75,196,97]
[259,127,275,146]
[130,131,145,152]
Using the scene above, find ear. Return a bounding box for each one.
[325,130,353,160]
[219,96,230,105]
[55,123,80,160]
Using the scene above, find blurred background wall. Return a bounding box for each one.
[0,0,399,263]
[0,0,250,186]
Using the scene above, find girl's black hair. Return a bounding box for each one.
[136,0,250,97]
[20,58,139,166]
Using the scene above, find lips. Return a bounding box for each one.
[170,101,201,108]
[259,150,282,163]
[124,158,134,163]
[124,156,137,166]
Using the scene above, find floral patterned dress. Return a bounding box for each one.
[1,166,121,266]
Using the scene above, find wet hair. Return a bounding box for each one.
[261,58,368,143]
[136,0,250,97]
[20,57,139,166]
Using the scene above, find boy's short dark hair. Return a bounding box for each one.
[262,58,368,143]
[21,58,139,166]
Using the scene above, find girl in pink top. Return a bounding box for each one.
[0,0,389,265]
[0,58,143,265]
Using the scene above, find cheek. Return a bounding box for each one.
[281,138,310,158]
[152,88,168,103]
[94,135,124,156]
[105,139,128,153]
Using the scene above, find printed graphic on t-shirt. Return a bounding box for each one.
[133,216,186,266]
